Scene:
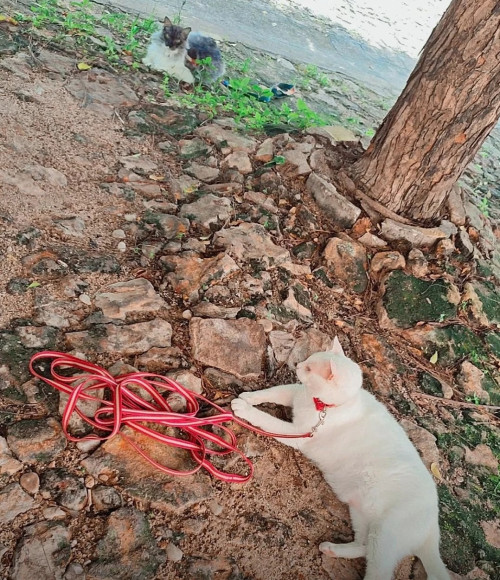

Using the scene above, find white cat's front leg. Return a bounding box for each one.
[239,384,300,407]
[231,398,303,449]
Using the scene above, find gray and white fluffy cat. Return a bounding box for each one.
[142,16,225,84]
[231,338,450,580]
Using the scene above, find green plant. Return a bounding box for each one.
[30,0,59,27]
[173,0,187,24]
[478,193,491,217]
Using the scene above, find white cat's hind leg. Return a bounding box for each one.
[363,521,401,580]
[319,542,366,559]
[414,525,450,580]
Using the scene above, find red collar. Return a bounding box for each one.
[313,397,337,412]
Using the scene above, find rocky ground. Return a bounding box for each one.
[1,2,500,580]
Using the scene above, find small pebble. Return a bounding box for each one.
[182,309,193,320]
[166,542,184,562]
[124,213,137,222]
[112,229,126,239]
[43,506,66,520]
[257,319,273,333]
[117,241,126,252]
[20,471,40,495]
[79,293,91,305]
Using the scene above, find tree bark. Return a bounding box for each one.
[351,0,500,222]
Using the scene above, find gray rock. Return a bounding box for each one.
[379,219,448,248]
[254,138,274,162]
[0,435,23,475]
[91,485,123,512]
[0,483,38,523]
[34,292,84,328]
[64,562,86,580]
[20,471,40,495]
[179,137,210,159]
[119,155,157,173]
[370,251,405,277]
[323,236,368,293]
[456,229,474,257]
[223,151,253,174]
[464,444,498,473]
[15,325,58,348]
[94,278,168,321]
[214,222,290,268]
[40,469,87,511]
[400,420,440,471]
[185,162,220,183]
[306,172,361,229]
[179,194,232,229]
[195,124,257,153]
[456,360,490,403]
[88,508,164,579]
[357,232,388,249]
[269,327,332,369]
[165,253,239,303]
[166,542,184,562]
[55,217,85,236]
[407,248,429,277]
[11,522,71,580]
[190,317,266,379]
[7,418,67,464]
[65,318,173,355]
[191,302,241,319]
[144,212,190,239]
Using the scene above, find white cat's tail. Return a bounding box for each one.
[415,525,450,580]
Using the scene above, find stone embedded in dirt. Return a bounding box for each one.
[37,48,75,75]
[166,542,184,562]
[164,252,239,302]
[464,444,498,473]
[179,193,232,229]
[10,521,71,580]
[40,468,87,511]
[403,323,486,367]
[379,270,459,329]
[119,154,157,173]
[0,52,32,80]
[88,508,164,579]
[66,318,173,356]
[190,317,266,379]
[20,471,40,495]
[358,333,405,396]
[243,191,279,214]
[91,485,123,512]
[131,182,162,199]
[480,520,500,550]
[438,219,458,238]
[15,325,58,349]
[55,217,85,237]
[283,286,312,320]
[24,163,68,186]
[447,185,467,227]
[306,172,361,229]
[65,69,139,117]
[203,367,243,391]
[306,125,358,144]
[357,232,387,249]
[0,483,38,524]
[94,278,168,321]
[0,435,23,475]
[185,161,220,183]
[255,138,274,162]
[223,150,253,174]
[370,251,405,277]
[81,427,214,512]
[407,248,429,277]
[270,327,332,369]
[279,148,311,177]
[179,138,210,160]
[203,181,243,195]
[188,556,236,579]
[135,346,184,371]
[195,124,257,153]
[64,562,86,580]
[323,236,368,293]
[456,229,475,258]
[456,361,490,403]
[191,301,241,319]
[7,418,67,464]
[214,222,290,268]
[167,370,203,396]
[462,281,500,326]
[379,219,448,248]
[400,420,440,471]
[144,211,190,239]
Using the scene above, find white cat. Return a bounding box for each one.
[231,338,450,580]
[142,27,195,84]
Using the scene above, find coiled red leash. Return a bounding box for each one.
[29,351,314,483]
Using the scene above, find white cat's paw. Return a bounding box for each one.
[231,397,254,419]
[238,391,260,405]
[319,542,366,559]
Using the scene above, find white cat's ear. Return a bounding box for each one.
[330,336,345,356]
[163,16,173,27]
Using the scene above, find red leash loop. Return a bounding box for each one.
[29,352,315,484]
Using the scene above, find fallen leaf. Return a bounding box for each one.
[430,462,442,480]
[0,15,18,25]
[429,351,438,364]
[148,174,167,182]
[27,281,41,289]
[77,62,92,71]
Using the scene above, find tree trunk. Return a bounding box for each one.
[351,0,500,222]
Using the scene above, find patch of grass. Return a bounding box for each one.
[175,77,330,131]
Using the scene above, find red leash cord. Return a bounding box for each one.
[29,351,313,484]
